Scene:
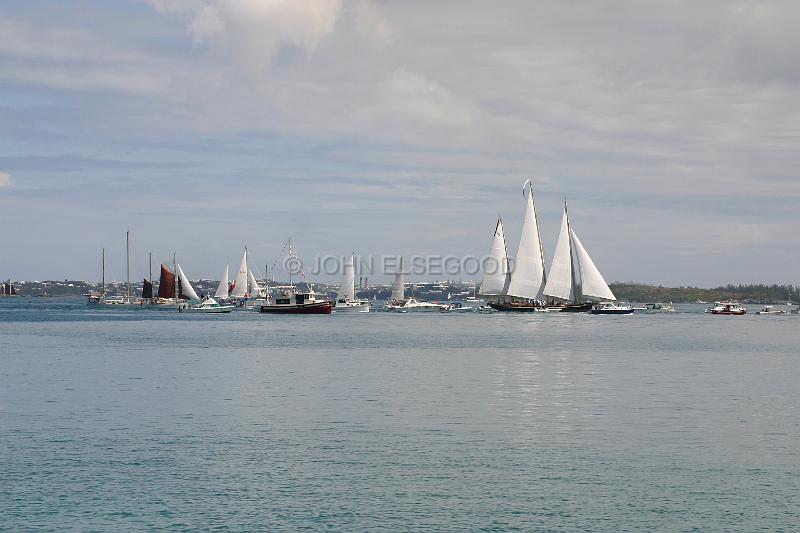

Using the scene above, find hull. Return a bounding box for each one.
[488,302,542,312]
[560,302,593,313]
[710,310,746,315]
[259,301,333,314]
[333,303,370,313]
[591,308,634,315]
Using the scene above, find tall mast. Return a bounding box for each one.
[565,200,579,303]
[126,227,131,303]
[174,252,179,311]
[101,247,105,297]
[149,251,153,303]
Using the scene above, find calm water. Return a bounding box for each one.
[1,298,799,531]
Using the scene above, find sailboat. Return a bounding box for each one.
[1,278,18,296]
[333,254,370,312]
[479,218,511,301]
[88,229,141,306]
[489,180,547,312]
[385,257,448,312]
[230,247,264,308]
[214,264,230,300]
[542,201,617,312]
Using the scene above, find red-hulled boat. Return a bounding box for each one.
[259,290,333,314]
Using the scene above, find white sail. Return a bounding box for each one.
[507,182,546,300]
[479,217,511,296]
[570,229,615,301]
[231,249,249,298]
[177,264,200,300]
[214,264,229,299]
[337,254,356,300]
[390,257,405,301]
[543,206,575,301]
[248,269,262,296]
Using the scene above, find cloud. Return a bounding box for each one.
[0,172,13,188]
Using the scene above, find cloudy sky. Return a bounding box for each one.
[1,0,798,286]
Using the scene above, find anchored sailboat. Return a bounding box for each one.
[542,201,616,312]
[333,254,370,312]
[214,264,229,300]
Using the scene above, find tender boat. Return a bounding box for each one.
[590,302,634,315]
[440,302,474,313]
[186,297,234,313]
[333,254,370,313]
[756,305,785,315]
[642,302,675,313]
[705,301,746,315]
[260,290,332,314]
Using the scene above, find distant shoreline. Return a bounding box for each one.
[3,280,798,305]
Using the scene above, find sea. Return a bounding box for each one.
[1,298,798,531]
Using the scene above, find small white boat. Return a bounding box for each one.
[705,301,746,315]
[590,302,634,315]
[186,297,234,313]
[756,306,785,315]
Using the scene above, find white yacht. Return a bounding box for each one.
[384,258,448,312]
[185,297,234,314]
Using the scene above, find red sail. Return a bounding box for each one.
[142,278,153,299]
[157,264,175,298]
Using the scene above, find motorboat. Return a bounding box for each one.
[756,305,785,315]
[185,297,234,313]
[384,257,448,312]
[259,290,333,314]
[705,301,746,315]
[440,302,474,313]
[642,302,675,313]
[590,302,634,315]
[386,297,449,313]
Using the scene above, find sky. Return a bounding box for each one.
[1,0,799,286]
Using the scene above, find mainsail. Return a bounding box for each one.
[230,249,249,298]
[543,202,615,302]
[507,181,547,300]
[248,269,262,297]
[157,264,175,298]
[569,229,615,301]
[141,279,153,299]
[390,257,405,301]
[337,254,356,300]
[177,264,200,301]
[214,264,229,299]
[543,206,575,301]
[479,217,511,296]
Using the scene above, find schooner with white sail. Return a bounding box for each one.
[480,181,617,312]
